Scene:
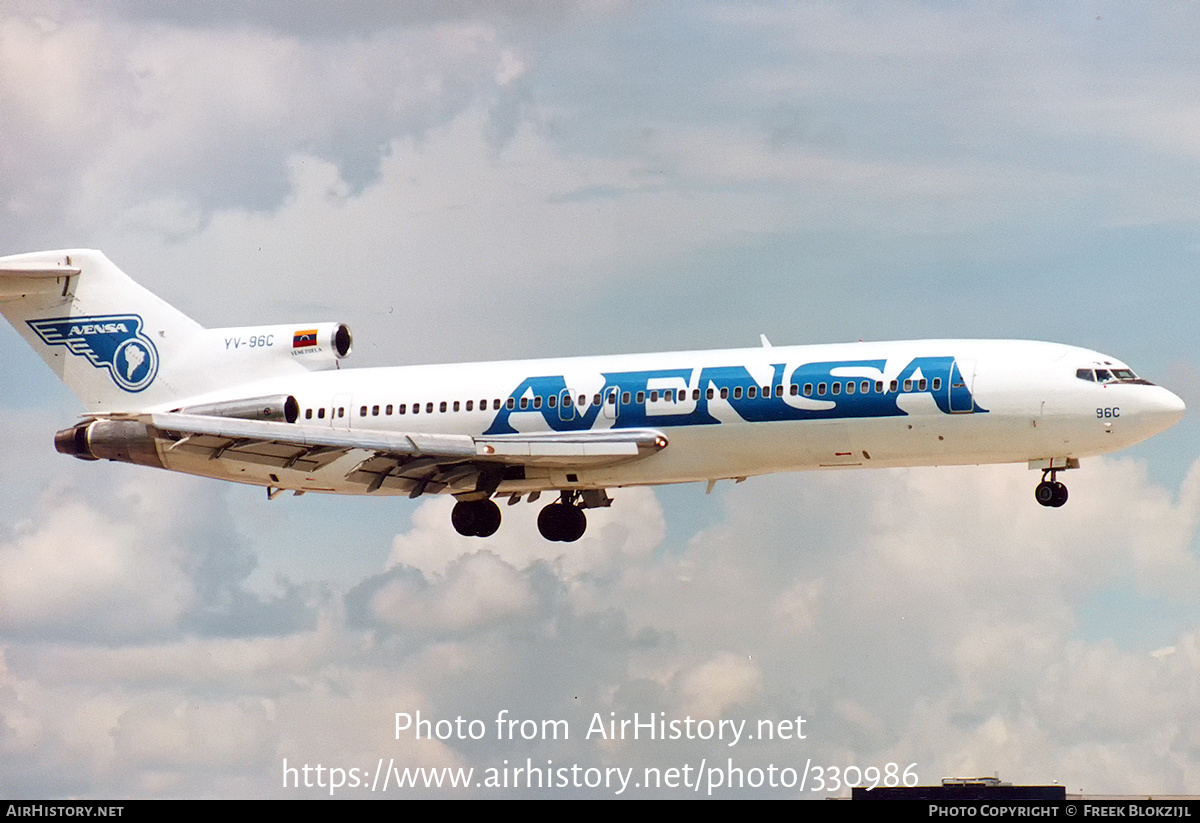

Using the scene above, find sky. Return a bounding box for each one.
[2,0,1200,798]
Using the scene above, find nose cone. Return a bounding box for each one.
[1144,386,1186,435]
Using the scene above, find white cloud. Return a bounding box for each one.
[1,457,1198,796]
[0,11,521,244]
[0,488,198,639]
[388,487,662,578]
[370,550,536,634]
[676,652,763,719]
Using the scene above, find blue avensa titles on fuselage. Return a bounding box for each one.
[484,356,987,435]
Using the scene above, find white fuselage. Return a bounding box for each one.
[147,339,1185,496]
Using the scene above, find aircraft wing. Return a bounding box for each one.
[132,412,668,497]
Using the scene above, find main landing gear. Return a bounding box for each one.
[451,490,605,541]
[1034,469,1069,508]
[451,498,501,537]
[537,495,587,543]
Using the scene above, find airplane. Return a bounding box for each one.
[0,249,1186,541]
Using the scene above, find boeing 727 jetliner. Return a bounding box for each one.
[0,250,1186,541]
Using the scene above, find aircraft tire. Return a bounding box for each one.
[452,500,479,536]
[538,503,567,541]
[1034,481,1056,507]
[452,499,502,537]
[561,506,587,543]
[474,499,502,537]
[538,502,587,541]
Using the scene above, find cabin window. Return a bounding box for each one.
[305,409,312,420]
[706,388,714,399]
[733,387,742,399]
[720,388,729,399]
[533,396,542,409]
[804,383,813,396]
[776,385,784,397]
[903,379,912,391]
[337,408,345,418]
[846,381,856,394]
[453,401,460,412]
[860,381,870,394]
[412,403,419,415]
[519,397,529,410]
[548,395,557,408]
[593,394,602,406]
[748,386,757,398]
[693,389,701,400]
[506,398,515,410]
[918,379,927,391]
[790,384,798,396]
[359,406,367,417]
[832,382,841,395]
[875,381,884,393]
[649,391,657,402]
[398,404,406,414]
[318,408,326,419]
[817,383,826,396]
[932,378,941,391]
[636,391,645,403]
[465,400,473,411]
[425,403,433,414]
[622,392,631,404]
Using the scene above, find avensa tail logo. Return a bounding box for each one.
[28,314,159,392]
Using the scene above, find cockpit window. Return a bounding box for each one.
[1076,367,1155,386]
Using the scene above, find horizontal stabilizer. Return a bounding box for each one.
[0,260,81,277]
[0,254,80,301]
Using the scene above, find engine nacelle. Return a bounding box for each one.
[177,394,299,423]
[54,419,164,468]
[196,321,352,374]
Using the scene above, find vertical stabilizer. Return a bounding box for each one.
[0,249,205,412]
